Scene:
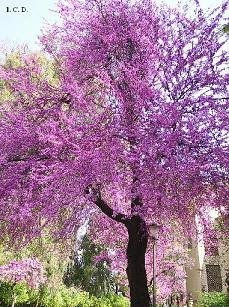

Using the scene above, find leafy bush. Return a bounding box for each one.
[198,292,229,307]
[39,285,89,307]
[0,281,38,306]
[87,293,129,307]
[39,286,129,307]
[0,280,129,307]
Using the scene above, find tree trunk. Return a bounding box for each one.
[126,215,151,307]
[11,293,16,307]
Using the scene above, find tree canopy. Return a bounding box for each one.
[0,0,228,305]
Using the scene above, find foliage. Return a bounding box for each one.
[64,235,115,296]
[0,281,38,306]
[0,0,228,305]
[39,285,129,307]
[198,292,229,307]
[0,242,128,306]
[0,282,129,307]
[0,239,72,306]
[0,50,59,107]
[0,258,46,289]
[223,24,229,33]
[0,258,45,307]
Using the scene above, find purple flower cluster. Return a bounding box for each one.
[0,0,228,304]
[0,258,46,289]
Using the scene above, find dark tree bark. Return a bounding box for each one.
[126,215,151,307]
[89,187,151,307]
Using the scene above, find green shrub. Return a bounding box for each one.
[198,292,229,307]
[0,281,129,307]
[0,281,41,306]
[101,293,129,307]
[0,282,12,305]
[39,285,80,307]
[39,285,129,307]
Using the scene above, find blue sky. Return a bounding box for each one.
[0,0,225,52]
[0,0,58,50]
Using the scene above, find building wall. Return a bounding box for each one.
[186,227,229,306]
[201,239,229,293]
[185,238,203,305]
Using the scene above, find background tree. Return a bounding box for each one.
[63,234,115,296]
[0,1,228,306]
[223,24,229,33]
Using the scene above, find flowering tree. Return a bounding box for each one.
[0,258,46,289]
[0,258,45,307]
[0,0,228,306]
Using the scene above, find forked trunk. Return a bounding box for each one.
[126,215,151,307]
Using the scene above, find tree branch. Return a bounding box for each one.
[7,154,50,163]
[85,185,128,225]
